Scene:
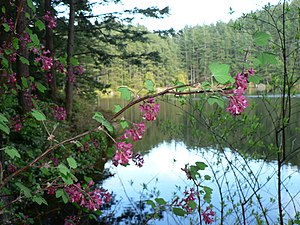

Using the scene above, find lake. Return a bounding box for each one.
[97,95,300,225]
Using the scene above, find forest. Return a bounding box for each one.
[0,0,300,224]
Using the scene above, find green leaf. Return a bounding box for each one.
[21,77,28,88]
[188,200,197,210]
[155,197,167,205]
[20,56,30,66]
[36,82,47,93]
[145,79,155,92]
[4,146,21,159]
[204,175,211,180]
[196,161,208,170]
[12,37,19,50]
[2,6,6,14]
[172,207,186,216]
[32,196,48,205]
[16,182,32,198]
[92,112,114,133]
[27,0,36,12]
[248,75,262,84]
[120,120,129,129]
[294,220,300,225]
[209,63,234,84]
[31,109,46,121]
[114,104,122,113]
[207,96,225,108]
[59,55,67,67]
[58,164,70,176]
[146,200,156,208]
[70,57,79,66]
[256,52,277,66]
[35,19,45,31]
[175,81,187,92]
[253,32,270,46]
[203,186,213,203]
[61,174,73,185]
[2,23,10,32]
[0,122,10,135]
[1,56,9,68]
[56,189,69,204]
[29,33,40,46]
[67,157,77,169]
[118,87,132,101]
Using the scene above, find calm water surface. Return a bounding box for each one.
[98,96,300,225]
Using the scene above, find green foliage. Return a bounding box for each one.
[31,109,46,121]
[253,32,271,46]
[118,87,132,101]
[172,207,187,216]
[93,112,114,133]
[4,146,21,159]
[0,113,10,134]
[209,63,234,84]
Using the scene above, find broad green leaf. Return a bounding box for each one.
[21,77,28,88]
[1,6,6,14]
[29,33,40,46]
[31,109,46,121]
[1,56,9,68]
[114,104,122,113]
[27,0,36,12]
[253,32,270,46]
[203,186,213,203]
[36,82,47,93]
[59,55,67,66]
[56,189,69,204]
[256,52,277,66]
[145,79,155,92]
[20,56,30,66]
[0,122,10,135]
[93,112,114,133]
[120,120,129,129]
[196,161,208,170]
[12,37,19,50]
[172,207,186,216]
[204,175,211,180]
[61,174,73,185]
[35,19,45,31]
[188,200,197,210]
[58,163,70,176]
[67,157,77,169]
[248,75,262,84]
[16,182,32,198]
[32,196,48,205]
[146,200,156,208]
[4,146,21,159]
[207,96,225,108]
[2,23,10,32]
[209,63,234,84]
[70,57,78,66]
[118,87,132,101]
[155,197,167,205]
[0,114,8,123]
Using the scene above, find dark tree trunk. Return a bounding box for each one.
[16,0,32,113]
[65,0,75,117]
[45,0,57,100]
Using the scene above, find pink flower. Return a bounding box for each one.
[201,206,215,224]
[8,164,17,173]
[12,115,22,132]
[139,98,160,121]
[122,122,146,141]
[226,95,248,116]
[74,65,85,75]
[53,106,67,120]
[173,187,197,213]
[54,60,65,73]
[44,11,56,29]
[112,142,133,166]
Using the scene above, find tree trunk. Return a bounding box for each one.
[16,0,32,113]
[45,0,57,100]
[65,0,75,117]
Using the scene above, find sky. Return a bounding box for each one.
[93,0,281,31]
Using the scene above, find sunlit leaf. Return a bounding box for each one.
[4,146,21,159]
[67,157,77,169]
[155,197,167,205]
[145,79,155,92]
[120,120,129,129]
[207,96,225,108]
[2,23,10,32]
[172,207,186,216]
[32,196,48,205]
[58,163,70,176]
[27,0,36,12]
[248,75,262,84]
[253,32,270,46]
[196,161,208,170]
[209,62,234,84]
[114,104,122,113]
[56,189,69,204]
[146,200,156,208]
[36,82,47,93]
[256,52,277,66]
[118,87,132,101]
[70,57,79,66]
[16,182,32,198]
[35,19,45,31]
[93,112,114,133]
[31,109,46,121]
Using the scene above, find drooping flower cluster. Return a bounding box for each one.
[64,180,112,211]
[173,187,197,213]
[201,206,215,224]
[139,98,160,121]
[53,106,67,121]
[44,11,56,29]
[226,69,254,116]
[112,142,133,166]
[121,122,146,141]
[11,115,22,132]
[34,48,53,71]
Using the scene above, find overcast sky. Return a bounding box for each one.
[93,0,281,31]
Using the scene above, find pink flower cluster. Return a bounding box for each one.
[8,164,17,173]
[112,142,133,166]
[226,69,254,116]
[121,122,146,141]
[74,65,85,75]
[44,11,56,29]
[53,106,67,120]
[173,187,197,213]
[34,48,53,71]
[64,181,111,211]
[201,206,215,224]
[139,98,160,121]
[11,115,22,132]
